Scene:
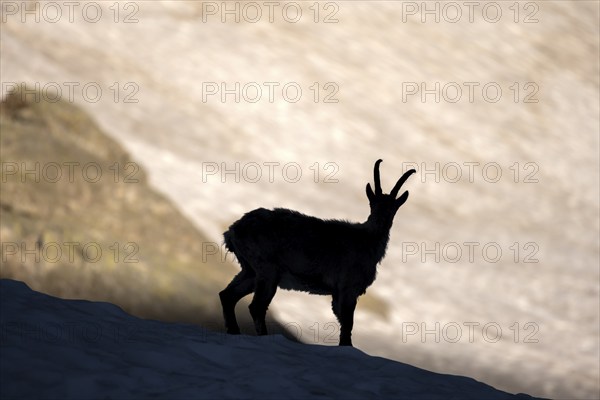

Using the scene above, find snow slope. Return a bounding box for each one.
[0,279,539,400]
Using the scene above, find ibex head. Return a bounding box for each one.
[366,159,416,225]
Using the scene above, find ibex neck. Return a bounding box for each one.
[361,217,392,265]
[364,214,394,234]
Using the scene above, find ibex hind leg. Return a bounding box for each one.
[219,267,255,334]
[248,273,279,336]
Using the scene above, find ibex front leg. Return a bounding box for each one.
[334,292,357,346]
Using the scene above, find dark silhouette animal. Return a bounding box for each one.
[219,159,416,346]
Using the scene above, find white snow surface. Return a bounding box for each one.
[0,279,539,400]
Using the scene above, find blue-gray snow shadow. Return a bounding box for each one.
[0,279,542,400]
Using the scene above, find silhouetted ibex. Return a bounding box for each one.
[220,160,416,346]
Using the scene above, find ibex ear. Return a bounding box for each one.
[395,191,409,209]
[366,183,375,202]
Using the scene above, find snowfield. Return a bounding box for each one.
[0,279,540,399]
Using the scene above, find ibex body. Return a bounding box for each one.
[219,160,415,346]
